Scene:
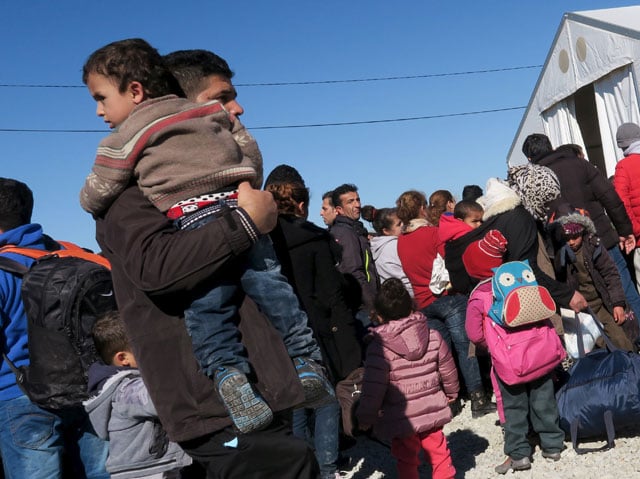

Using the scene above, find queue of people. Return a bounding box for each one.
[2,35,640,479]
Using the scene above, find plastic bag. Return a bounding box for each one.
[560,308,602,359]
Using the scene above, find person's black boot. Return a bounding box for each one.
[470,389,496,418]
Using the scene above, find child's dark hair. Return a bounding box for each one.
[453,200,483,220]
[82,38,184,98]
[361,206,397,235]
[374,278,413,322]
[92,311,130,365]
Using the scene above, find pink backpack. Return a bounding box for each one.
[473,280,566,386]
[485,319,565,385]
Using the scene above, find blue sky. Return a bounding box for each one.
[1,0,637,251]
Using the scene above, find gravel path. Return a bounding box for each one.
[339,397,640,478]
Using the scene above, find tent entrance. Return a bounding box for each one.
[542,64,640,177]
[574,84,607,174]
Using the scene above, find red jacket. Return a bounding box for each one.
[614,153,640,239]
[356,312,459,440]
[398,225,442,309]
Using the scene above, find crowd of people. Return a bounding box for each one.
[2,36,640,479]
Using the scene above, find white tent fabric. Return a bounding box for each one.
[542,97,585,150]
[507,6,640,176]
[593,64,640,173]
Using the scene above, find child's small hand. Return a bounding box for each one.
[613,306,626,324]
[359,423,371,432]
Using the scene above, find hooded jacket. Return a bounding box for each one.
[84,363,191,478]
[356,312,459,440]
[0,223,53,400]
[552,210,626,313]
[269,214,362,383]
[533,148,632,249]
[369,235,414,298]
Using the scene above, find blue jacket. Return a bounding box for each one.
[0,223,48,400]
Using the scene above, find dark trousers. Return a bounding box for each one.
[180,417,320,479]
[496,373,564,460]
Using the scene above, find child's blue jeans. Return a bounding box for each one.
[182,213,321,377]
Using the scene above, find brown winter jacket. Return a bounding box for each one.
[356,312,459,440]
[95,185,304,442]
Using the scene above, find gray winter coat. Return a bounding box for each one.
[84,368,192,478]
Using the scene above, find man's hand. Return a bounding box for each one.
[237,181,278,234]
[569,291,588,313]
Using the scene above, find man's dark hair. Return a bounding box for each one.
[322,190,334,206]
[92,311,131,365]
[0,178,33,231]
[82,38,184,98]
[331,184,358,208]
[522,134,554,163]
[163,49,234,99]
[454,200,483,221]
[375,278,413,321]
[462,184,483,202]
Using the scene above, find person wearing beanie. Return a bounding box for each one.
[463,229,507,280]
[521,133,640,325]
[614,122,640,295]
[550,207,635,352]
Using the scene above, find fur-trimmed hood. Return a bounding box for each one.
[481,178,521,221]
[550,204,597,236]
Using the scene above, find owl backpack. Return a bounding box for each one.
[472,274,565,386]
[489,260,556,328]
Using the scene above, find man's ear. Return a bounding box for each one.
[128,81,146,105]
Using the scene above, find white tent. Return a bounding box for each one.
[507,6,640,176]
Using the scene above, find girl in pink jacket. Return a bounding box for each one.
[356,278,459,479]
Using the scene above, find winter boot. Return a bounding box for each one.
[470,389,496,419]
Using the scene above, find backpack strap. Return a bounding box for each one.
[0,256,29,276]
[0,241,111,270]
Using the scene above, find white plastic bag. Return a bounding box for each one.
[560,308,602,359]
[429,253,450,294]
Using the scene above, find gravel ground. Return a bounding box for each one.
[339,397,640,478]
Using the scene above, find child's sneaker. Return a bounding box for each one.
[294,357,335,409]
[214,366,273,434]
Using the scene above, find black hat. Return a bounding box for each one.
[264,164,305,188]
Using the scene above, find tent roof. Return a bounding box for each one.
[506,6,640,165]
[569,6,640,38]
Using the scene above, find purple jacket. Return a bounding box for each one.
[356,312,459,440]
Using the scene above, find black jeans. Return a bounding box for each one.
[180,417,320,479]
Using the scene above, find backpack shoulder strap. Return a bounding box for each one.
[0,241,111,270]
[0,256,29,276]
